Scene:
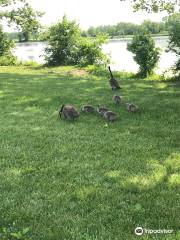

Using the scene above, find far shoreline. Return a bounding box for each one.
[15,35,169,44]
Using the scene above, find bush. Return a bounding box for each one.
[0,25,16,66]
[76,36,108,66]
[127,30,160,77]
[0,55,17,66]
[44,16,108,66]
[165,13,180,76]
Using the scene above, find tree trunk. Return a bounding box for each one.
[18,33,22,42]
[23,32,29,42]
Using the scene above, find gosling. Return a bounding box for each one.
[97,105,109,116]
[103,111,118,121]
[126,103,139,112]
[59,104,79,120]
[81,105,95,113]
[113,95,122,105]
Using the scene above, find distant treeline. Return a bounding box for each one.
[6,20,168,42]
[82,20,168,38]
[6,32,39,42]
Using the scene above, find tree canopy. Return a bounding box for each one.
[0,0,43,41]
[120,0,179,13]
[0,24,16,65]
[0,0,25,7]
[85,21,166,38]
[45,16,108,66]
[3,3,43,41]
[165,13,180,74]
[127,30,160,77]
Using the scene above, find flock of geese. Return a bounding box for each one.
[59,66,139,122]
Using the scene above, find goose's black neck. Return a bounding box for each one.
[60,104,65,112]
[108,66,114,79]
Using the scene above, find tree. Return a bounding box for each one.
[120,0,179,13]
[85,21,166,38]
[165,13,180,75]
[141,20,166,34]
[0,24,16,65]
[0,0,24,6]
[2,3,43,42]
[45,16,81,66]
[0,0,25,17]
[127,31,160,77]
[0,1,43,42]
[45,16,107,66]
[76,36,108,66]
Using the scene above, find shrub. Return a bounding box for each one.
[0,54,17,66]
[165,13,180,76]
[44,16,108,66]
[127,30,160,77]
[76,36,108,66]
[0,25,16,66]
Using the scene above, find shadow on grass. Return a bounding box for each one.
[0,68,179,239]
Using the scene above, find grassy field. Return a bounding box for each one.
[0,66,180,240]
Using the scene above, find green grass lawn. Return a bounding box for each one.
[0,66,180,240]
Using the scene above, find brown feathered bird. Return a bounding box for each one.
[81,105,95,113]
[113,95,122,105]
[97,105,109,116]
[103,111,118,121]
[59,105,79,120]
[126,103,139,113]
[108,66,121,90]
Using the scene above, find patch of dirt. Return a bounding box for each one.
[67,69,88,77]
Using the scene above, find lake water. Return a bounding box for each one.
[14,37,177,73]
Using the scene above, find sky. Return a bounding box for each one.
[27,0,167,30]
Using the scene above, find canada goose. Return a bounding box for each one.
[113,95,122,105]
[108,66,121,90]
[97,105,109,116]
[59,105,79,120]
[81,105,95,113]
[103,111,118,121]
[126,103,139,112]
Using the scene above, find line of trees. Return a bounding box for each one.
[83,21,167,38]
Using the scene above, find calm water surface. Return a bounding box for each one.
[14,37,177,73]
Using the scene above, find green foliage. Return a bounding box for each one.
[45,16,107,66]
[86,65,135,79]
[3,3,43,42]
[0,54,17,65]
[76,36,108,66]
[45,16,81,66]
[141,20,166,34]
[120,0,178,13]
[0,0,25,6]
[87,23,137,37]
[165,13,180,76]
[0,25,16,65]
[86,21,166,38]
[0,1,43,42]
[0,26,13,55]
[127,31,160,77]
